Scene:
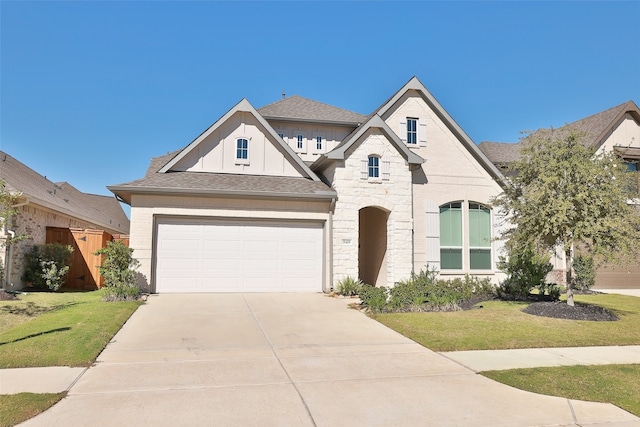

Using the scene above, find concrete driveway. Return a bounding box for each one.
[23,294,638,426]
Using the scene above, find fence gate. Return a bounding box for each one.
[45,227,113,290]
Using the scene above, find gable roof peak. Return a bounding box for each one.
[157,97,322,181]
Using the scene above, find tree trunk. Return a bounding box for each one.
[565,247,574,307]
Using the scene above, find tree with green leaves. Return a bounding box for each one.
[492,129,640,306]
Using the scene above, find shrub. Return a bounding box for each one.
[95,240,141,301]
[358,285,388,313]
[573,254,595,290]
[22,244,73,290]
[335,276,363,296]
[389,266,439,309]
[496,245,552,300]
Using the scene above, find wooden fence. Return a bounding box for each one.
[45,227,129,290]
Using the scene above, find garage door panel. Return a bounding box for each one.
[155,219,322,293]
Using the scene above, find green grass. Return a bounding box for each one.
[0,289,141,368]
[482,364,640,417]
[0,392,66,427]
[372,294,640,351]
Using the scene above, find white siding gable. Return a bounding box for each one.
[171,111,302,177]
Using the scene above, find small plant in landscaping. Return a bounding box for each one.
[361,266,495,313]
[22,244,73,291]
[358,285,388,313]
[335,276,363,296]
[496,245,553,301]
[573,254,595,291]
[95,240,141,301]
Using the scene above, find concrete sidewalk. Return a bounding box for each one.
[3,346,640,394]
[441,345,640,372]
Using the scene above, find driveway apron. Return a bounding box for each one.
[22,294,639,426]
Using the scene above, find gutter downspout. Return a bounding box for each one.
[329,197,336,292]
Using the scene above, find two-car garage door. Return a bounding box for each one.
[155,218,323,293]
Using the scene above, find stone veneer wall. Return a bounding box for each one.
[328,130,414,287]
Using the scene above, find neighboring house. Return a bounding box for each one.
[478,100,640,289]
[109,77,508,294]
[0,151,130,289]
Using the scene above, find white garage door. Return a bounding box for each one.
[155,218,323,293]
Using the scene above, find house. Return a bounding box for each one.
[478,100,640,289]
[109,77,508,293]
[0,151,130,290]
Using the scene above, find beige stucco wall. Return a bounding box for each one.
[382,90,507,283]
[319,129,414,287]
[173,112,301,177]
[128,194,332,293]
[2,203,111,290]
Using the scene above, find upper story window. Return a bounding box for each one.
[277,132,285,140]
[296,134,304,150]
[316,135,323,150]
[236,138,249,163]
[368,155,380,178]
[407,118,418,145]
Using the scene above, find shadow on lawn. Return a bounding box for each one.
[0,327,71,346]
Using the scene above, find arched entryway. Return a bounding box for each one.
[358,206,389,287]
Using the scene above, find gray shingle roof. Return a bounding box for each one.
[109,154,336,204]
[258,95,367,125]
[478,100,640,164]
[477,141,522,164]
[0,151,130,234]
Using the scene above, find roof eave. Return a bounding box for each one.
[107,185,337,202]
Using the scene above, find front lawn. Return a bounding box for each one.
[482,364,640,417]
[0,289,141,368]
[372,294,640,351]
[0,393,66,427]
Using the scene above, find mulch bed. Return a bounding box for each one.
[523,301,619,321]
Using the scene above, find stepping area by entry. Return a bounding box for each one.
[20,294,640,426]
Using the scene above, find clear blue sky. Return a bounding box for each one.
[2,1,639,212]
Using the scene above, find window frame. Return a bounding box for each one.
[407,118,418,145]
[368,155,380,178]
[468,202,492,270]
[235,137,249,165]
[439,202,463,270]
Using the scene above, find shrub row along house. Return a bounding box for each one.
[478,101,640,289]
[0,151,130,290]
[109,77,510,293]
